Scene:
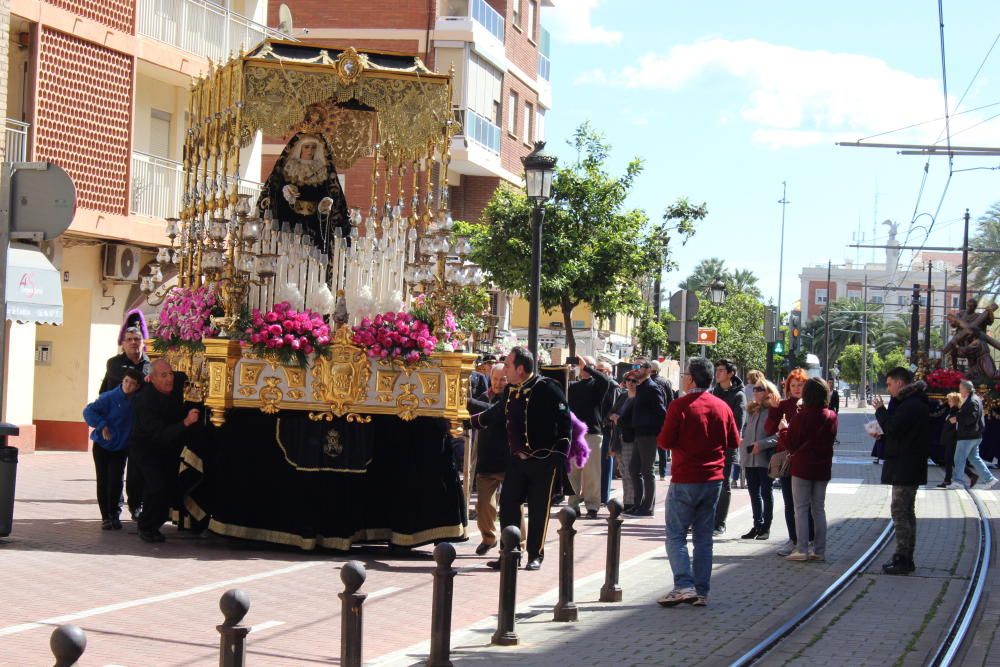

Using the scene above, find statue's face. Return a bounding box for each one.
[968,299,978,311]
[301,143,317,160]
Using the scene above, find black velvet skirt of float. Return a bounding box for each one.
[178,408,468,550]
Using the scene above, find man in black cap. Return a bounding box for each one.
[471,346,573,571]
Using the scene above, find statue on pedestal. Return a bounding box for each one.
[943,299,1000,381]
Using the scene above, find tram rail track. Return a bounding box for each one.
[730,488,993,667]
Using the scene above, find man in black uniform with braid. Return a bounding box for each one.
[470,346,573,571]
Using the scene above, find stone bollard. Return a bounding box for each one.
[553,506,578,622]
[491,525,521,646]
[340,560,367,667]
[599,498,624,602]
[217,589,251,667]
[428,542,457,667]
[50,625,86,667]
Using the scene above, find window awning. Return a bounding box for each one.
[6,245,63,325]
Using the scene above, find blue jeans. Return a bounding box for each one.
[954,438,997,486]
[665,481,722,596]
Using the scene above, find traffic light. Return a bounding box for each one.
[789,310,801,352]
[774,340,785,355]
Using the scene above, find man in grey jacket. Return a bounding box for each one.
[711,359,747,536]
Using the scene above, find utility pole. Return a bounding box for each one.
[859,275,868,407]
[652,270,662,359]
[909,284,921,363]
[960,208,970,309]
[823,261,832,379]
[777,182,789,319]
[924,261,933,358]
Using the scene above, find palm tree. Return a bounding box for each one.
[803,298,884,368]
[730,268,762,298]
[969,203,1000,296]
[679,257,728,295]
[877,314,942,355]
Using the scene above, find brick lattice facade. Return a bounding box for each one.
[35,27,133,214]
[42,0,134,34]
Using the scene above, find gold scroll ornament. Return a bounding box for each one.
[309,326,372,421]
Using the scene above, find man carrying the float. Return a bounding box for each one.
[470,346,573,572]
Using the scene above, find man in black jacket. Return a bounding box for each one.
[130,359,199,543]
[471,347,573,571]
[949,379,999,489]
[873,367,929,574]
[627,364,666,517]
[467,362,519,555]
[597,361,622,505]
[647,360,675,478]
[711,359,746,536]
[568,356,611,519]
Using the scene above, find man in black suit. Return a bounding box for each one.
[129,359,199,543]
[470,346,573,571]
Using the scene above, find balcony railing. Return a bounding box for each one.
[131,151,261,219]
[5,119,29,162]
[454,108,500,154]
[137,0,291,63]
[443,0,505,42]
[538,53,551,81]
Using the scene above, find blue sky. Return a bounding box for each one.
[542,0,1000,313]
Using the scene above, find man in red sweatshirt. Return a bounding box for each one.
[656,356,740,607]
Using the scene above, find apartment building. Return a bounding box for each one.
[3,0,280,451]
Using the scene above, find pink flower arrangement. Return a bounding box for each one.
[152,285,220,350]
[352,311,437,363]
[243,301,332,366]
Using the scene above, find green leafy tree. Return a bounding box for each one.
[837,343,883,385]
[803,298,884,367]
[461,123,693,356]
[881,347,909,377]
[696,292,767,373]
[969,202,1000,294]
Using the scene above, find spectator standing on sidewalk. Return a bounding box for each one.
[711,359,746,536]
[627,362,667,517]
[766,367,814,557]
[739,379,780,540]
[597,361,622,505]
[656,357,740,607]
[784,378,837,562]
[609,371,638,511]
[933,392,978,488]
[647,360,675,478]
[873,367,929,575]
[467,362,517,555]
[568,356,612,519]
[82,369,144,530]
[948,380,999,489]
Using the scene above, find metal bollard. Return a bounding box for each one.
[428,542,457,667]
[50,624,86,667]
[491,525,521,646]
[217,589,251,667]
[339,560,367,667]
[599,498,624,602]
[553,506,578,621]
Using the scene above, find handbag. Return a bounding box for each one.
[767,450,791,479]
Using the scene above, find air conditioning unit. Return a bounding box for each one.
[103,244,141,282]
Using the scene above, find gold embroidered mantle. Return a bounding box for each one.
[152,326,474,434]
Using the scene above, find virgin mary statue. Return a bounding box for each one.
[257,132,351,254]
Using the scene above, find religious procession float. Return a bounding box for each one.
[919,299,1000,463]
[140,40,492,550]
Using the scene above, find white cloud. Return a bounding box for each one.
[546,0,622,45]
[577,38,999,149]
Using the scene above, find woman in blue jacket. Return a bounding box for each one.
[83,369,143,529]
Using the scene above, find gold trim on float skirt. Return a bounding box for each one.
[180,447,205,473]
[207,519,466,551]
[274,418,372,472]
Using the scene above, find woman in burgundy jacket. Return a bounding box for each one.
[784,378,837,561]
[765,368,813,555]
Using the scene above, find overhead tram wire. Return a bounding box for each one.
[937,0,954,173]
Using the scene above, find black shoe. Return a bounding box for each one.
[740,527,758,539]
[551,494,565,506]
[882,554,914,575]
[713,526,726,537]
[755,529,770,540]
[153,530,167,543]
[139,530,156,543]
[111,517,123,530]
[936,482,950,488]
[622,505,636,514]
[586,509,599,520]
[659,474,667,481]
[524,557,543,571]
[475,541,496,556]
[101,519,113,531]
[486,554,521,570]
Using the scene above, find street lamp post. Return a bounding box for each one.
[522,141,558,363]
[705,278,727,356]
